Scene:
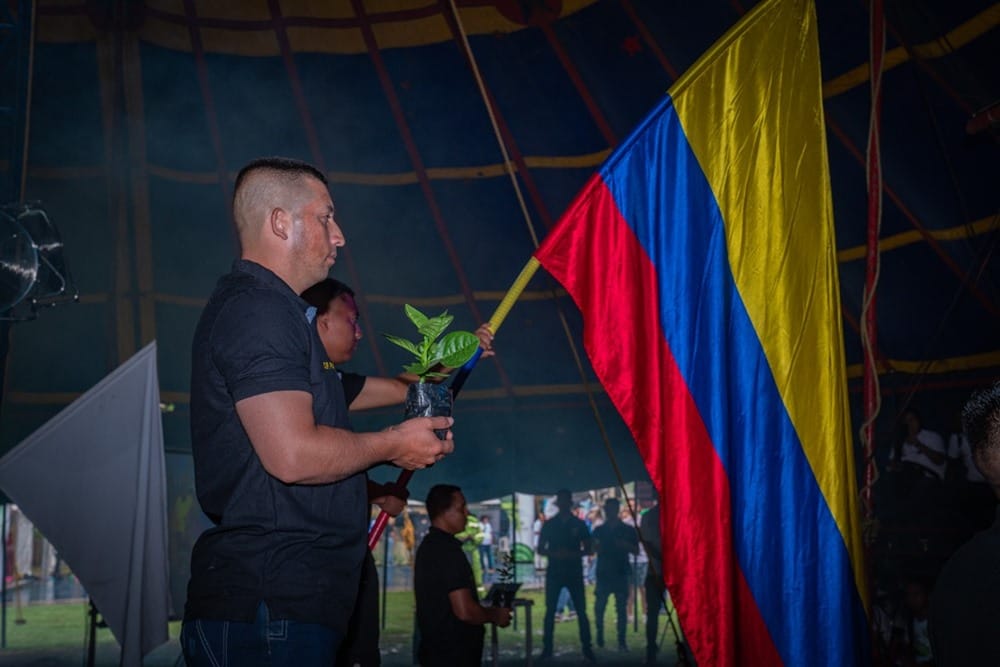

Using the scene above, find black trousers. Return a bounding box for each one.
[543,566,592,651]
[337,551,381,666]
[645,574,667,660]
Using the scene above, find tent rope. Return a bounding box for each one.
[445,0,638,511]
[860,0,885,557]
[17,0,37,202]
[445,0,542,249]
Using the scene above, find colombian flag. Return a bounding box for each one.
[533,0,869,664]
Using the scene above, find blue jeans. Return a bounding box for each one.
[182,602,342,666]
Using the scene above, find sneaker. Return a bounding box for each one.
[582,646,598,663]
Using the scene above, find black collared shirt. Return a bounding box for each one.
[415,526,484,665]
[186,259,367,632]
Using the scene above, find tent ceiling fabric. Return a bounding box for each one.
[1,0,997,501]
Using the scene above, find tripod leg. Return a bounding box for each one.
[658,589,693,667]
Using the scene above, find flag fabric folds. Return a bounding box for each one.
[533,0,869,664]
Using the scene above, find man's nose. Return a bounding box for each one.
[329,220,345,247]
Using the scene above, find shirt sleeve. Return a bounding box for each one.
[919,429,946,454]
[340,372,367,407]
[212,289,312,401]
[441,542,477,594]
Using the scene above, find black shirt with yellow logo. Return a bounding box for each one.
[187,259,367,633]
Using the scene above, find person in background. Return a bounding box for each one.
[930,382,1000,666]
[301,276,493,666]
[533,511,546,570]
[890,576,934,666]
[623,500,648,624]
[414,484,512,666]
[456,512,486,595]
[592,497,638,652]
[639,500,665,665]
[887,409,947,521]
[479,515,495,576]
[537,489,595,663]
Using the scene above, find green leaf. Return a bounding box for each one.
[403,304,429,330]
[382,334,419,356]
[403,361,433,376]
[417,312,453,342]
[434,331,480,368]
[384,304,479,379]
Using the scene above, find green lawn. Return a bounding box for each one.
[0,586,684,666]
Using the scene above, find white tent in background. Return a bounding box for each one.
[0,342,170,665]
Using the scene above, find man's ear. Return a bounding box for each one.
[269,207,290,240]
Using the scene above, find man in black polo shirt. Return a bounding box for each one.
[182,157,456,666]
[415,484,512,666]
[930,382,1000,666]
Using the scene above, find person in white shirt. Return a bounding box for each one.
[479,515,495,573]
[889,410,947,480]
[948,431,985,483]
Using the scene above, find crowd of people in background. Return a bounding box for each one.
[872,385,1000,667]
[362,484,674,664]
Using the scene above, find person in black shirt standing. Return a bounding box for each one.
[592,497,638,652]
[537,489,596,662]
[415,484,512,666]
[640,500,666,664]
[183,157,455,666]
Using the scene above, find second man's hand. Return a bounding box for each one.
[490,606,513,628]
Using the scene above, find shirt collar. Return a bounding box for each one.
[234,259,314,320]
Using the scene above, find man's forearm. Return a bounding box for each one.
[236,390,452,484]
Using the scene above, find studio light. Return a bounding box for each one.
[0,202,78,321]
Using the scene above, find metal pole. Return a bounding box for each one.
[1,503,7,648]
[381,523,389,630]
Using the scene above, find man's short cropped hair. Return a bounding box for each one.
[231,157,328,241]
[962,382,1000,453]
[426,484,461,521]
[234,157,326,194]
[301,278,355,315]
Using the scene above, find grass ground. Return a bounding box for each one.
[0,586,686,666]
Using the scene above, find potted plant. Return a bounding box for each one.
[487,550,520,608]
[383,304,480,437]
